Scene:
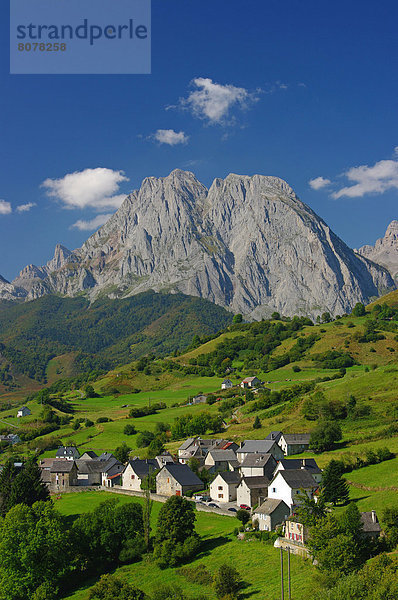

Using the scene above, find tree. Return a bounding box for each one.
[322,312,332,323]
[0,458,49,515]
[295,490,327,526]
[310,420,342,453]
[236,509,250,527]
[154,496,200,567]
[0,501,71,600]
[271,312,281,320]
[88,574,146,600]
[253,415,261,429]
[213,564,242,599]
[84,384,96,398]
[136,430,155,447]
[232,314,243,324]
[147,437,165,458]
[322,460,349,505]
[124,424,137,435]
[114,442,132,463]
[352,302,366,317]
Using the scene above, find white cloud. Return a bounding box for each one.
[332,158,398,199]
[71,213,113,231]
[0,200,12,215]
[309,176,332,190]
[16,202,36,213]
[394,146,398,156]
[41,168,129,210]
[175,77,258,125]
[151,129,189,146]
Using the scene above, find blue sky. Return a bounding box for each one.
[1,0,398,280]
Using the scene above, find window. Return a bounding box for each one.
[272,487,276,493]
[167,478,170,483]
[131,474,135,479]
[218,486,223,490]
[218,494,223,498]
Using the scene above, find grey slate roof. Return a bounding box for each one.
[56,446,80,459]
[275,469,317,488]
[217,471,241,484]
[255,498,289,515]
[361,511,381,533]
[240,476,270,489]
[281,433,311,444]
[50,461,76,473]
[98,452,115,462]
[162,463,202,486]
[266,431,283,443]
[208,449,237,462]
[277,458,321,474]
[240,453,274,467]
[80,450,98,459]
[239,440,278,454]
[129,459,158,477]
[178,437,197,451]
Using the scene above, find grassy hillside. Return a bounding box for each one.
[0,291,232,388]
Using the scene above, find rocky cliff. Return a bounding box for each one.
[356,221,398,281]
[0,274,27,301]
[10,170,395,318]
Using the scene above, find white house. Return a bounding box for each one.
[268,470,318,509]
[273,458,322,485]
[56,446,80,461]
[240,377,261,389]
[237,440,284,463]
[122,459,159,492]
[210,471,241,503]
[253,499,290,531]
[221,379,233,390]
[17,406,31,418]
[278,433,311,456]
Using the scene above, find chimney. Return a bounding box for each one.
[371,510,377,523]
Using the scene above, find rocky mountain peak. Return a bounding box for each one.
[357,220,398,280]
[6,170,396,318]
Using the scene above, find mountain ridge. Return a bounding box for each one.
[4,169,396,318]
[356,220,398,281]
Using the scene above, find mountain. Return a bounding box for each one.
[356,220,398,281]
[0,274,27,302]
[11,170,395,318]
[0,291,232,383]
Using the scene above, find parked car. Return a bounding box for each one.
[208,502,219,508]
[228,507,237,513]
[239,504,251,511]
[201,495,211,502]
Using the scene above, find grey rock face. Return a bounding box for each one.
[10,170,395,318]
[0,274,27,301]
[356,221,398,280]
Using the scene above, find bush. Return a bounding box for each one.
[96,417,112,423]
[124,424,137,435]
[213,564,243,599]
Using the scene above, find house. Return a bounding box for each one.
[98,452,114,462]
[156,463,203,497]
[239,453,276,479]
[17,406,31,418]
[177,437,227,464]
[237,476,269,508]
[217,440,239,453]
[191,394,207,404]
[56,446,80,461]
[80,450,98,460]
[268,470,318,509]
[102,460,125,488]
[221,379,233,390]
[266,431,283,444]
[39,457,66,485]
[204,449,237,472]
[273,458,322,485]
[210,471,241,503]
[360,511,381,538]
[50,461,78,492]
[278,433,311,456]
[155,451,175,468]
[236,440,284,463]
[253,499,290,531]
[0,433,21,446]
[240,376,261,389]
[122,459,159,492]
[285,517,309,546]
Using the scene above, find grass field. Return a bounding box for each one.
[59,491,319,600]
